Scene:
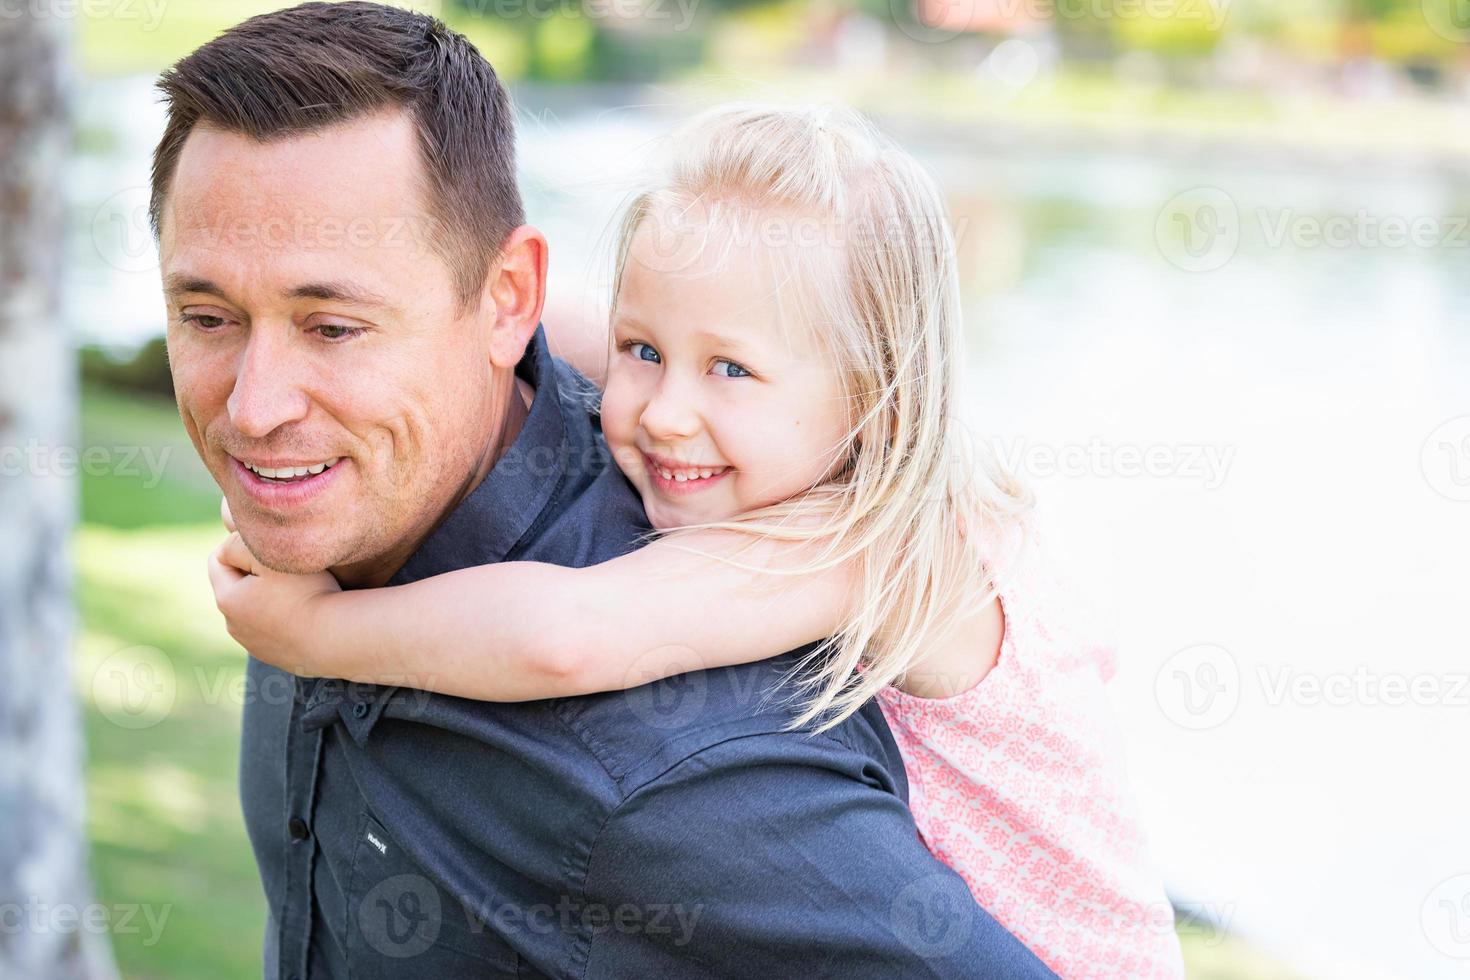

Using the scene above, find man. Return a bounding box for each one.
[156,3,1055,976]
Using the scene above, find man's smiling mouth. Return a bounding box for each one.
[238,457,342,484]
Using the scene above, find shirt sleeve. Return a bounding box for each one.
[580,730,1057,978]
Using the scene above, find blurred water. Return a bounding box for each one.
[71,78,1470,978]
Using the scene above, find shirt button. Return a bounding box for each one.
[288,817,310,842]
[352,700,371,719]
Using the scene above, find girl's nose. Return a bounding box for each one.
[639,375,701,441]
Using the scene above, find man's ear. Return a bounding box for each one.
[481,225,548,370]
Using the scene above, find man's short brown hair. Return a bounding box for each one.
[150,0,523,308]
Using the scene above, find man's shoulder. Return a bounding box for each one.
[548,650,907,804]
[520,454,648,567]
[514,353,650,566]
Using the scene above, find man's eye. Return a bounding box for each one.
[180,313,228,329]
[713,359,751,379]
[315,324,364,341]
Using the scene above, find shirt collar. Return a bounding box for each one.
[302,323,573,745]
[387,322,568,587]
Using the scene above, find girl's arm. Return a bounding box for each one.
[542,299,611,386]
[212,529,857,702]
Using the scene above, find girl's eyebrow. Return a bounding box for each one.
[610,313,655,338]
[692,328,761,358]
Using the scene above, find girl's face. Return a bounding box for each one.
[600,206,852,531]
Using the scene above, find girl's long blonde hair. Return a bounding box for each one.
[606,103,1034,734]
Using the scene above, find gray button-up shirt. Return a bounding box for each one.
[237,324,1054,979]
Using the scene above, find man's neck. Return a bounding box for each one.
[333,374,535,590]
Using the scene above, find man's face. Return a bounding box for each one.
[161,109,498,576]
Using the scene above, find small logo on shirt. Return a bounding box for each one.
[366,831,388,856]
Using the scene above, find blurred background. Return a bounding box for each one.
[2,0,1468,977]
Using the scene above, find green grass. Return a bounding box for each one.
[74,383,1303,978]
[1178,920,1308,979]
[77,385,218,529]
[76,385,261,979]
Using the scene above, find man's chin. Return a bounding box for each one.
[236,526,348,576]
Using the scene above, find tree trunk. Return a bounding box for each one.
[0,13,117,980]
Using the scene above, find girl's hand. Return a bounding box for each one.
[207,528,342,677]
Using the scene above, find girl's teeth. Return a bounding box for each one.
[659,466,724,482]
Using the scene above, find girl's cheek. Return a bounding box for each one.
[598,382,631,433]
[596,391,639,475]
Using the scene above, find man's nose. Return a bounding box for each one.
[226,328,312,439]
[639,371,701,441]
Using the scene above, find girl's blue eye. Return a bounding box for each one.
[713,360,750,379]
[620,340,752,379]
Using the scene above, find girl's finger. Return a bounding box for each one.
[221,495,237,532]
[206,541,245,597]
[217,531,260,575]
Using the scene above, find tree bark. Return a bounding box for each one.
[0,12,118,980]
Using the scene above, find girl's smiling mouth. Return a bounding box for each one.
[643,452,731,496]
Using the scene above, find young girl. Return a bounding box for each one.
[211,104,1183,979]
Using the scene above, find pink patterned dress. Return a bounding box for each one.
[874,545,1183,979]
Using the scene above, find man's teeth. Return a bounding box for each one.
[244,459,340,480]
[657,466,727,482]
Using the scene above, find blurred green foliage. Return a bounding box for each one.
[81,339,173,401]
[75,0,1470,79]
